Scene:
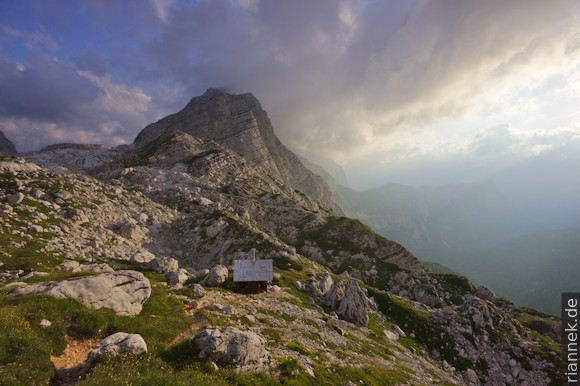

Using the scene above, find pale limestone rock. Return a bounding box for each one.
[193,284,205,298]
[134,88,336,212]
[190,327,271,371]
[165,269,189,288]
[28,225,44,233]
[131,250,156,265]
[204,265,228,287]
[150,256,179,273]
[318,272,334,296]
[58,260,113,273]
[383,330,398,341]
[86,332,147,369]
[11,270,151,316]
[39,319,52,328]
[476,285,496,301]
[336,278,369,327]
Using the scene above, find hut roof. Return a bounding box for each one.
[233,259,273,282]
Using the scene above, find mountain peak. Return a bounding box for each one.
[135,89,337,212]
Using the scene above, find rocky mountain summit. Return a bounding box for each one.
[0,89,563,385]
[135,88,337,213]
[0,130,17,154]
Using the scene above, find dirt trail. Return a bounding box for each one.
[50,335,101,386]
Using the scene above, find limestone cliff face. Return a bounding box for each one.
[0,130,17,154]
[134,89,336,212]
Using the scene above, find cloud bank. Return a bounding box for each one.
[0,0,579,170]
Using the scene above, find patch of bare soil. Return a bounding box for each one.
[170,312,209,346]
[50,335,102,386]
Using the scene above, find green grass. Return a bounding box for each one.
[0,279,193,385]
[286,341,313,357]
[0,240,63,271]
[367,288,471,372]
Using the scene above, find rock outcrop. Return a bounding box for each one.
[0,130,17,154]
[11,270,151,316]
[322,274,369,327]
[190,327,272,371]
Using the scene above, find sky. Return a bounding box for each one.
[1,0,579,191]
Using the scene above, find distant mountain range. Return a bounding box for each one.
[335,181,541,253]
[461,228,580,315]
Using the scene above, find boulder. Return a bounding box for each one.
[464,368,479,385]
[390,324,406,338]
[190,327,271,371]
[476,285,496,301]
[7,192,24,205]
[328,316,348,335]
[11,270,151,316]
[383,330,398,340]
[203,265,228,287]
[193,284,206,298]
[165,269,189,288]
[117,219,147,243]
[40,319,52,328]
[150,256,179,273]
[131,250,156,265]
[86,332,147,368]
[28,225,44,233]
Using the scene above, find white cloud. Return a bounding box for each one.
[79,71,151,117]
[149,0,175,22]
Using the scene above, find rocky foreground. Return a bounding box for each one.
[0,89,564,385]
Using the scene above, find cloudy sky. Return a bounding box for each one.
[1,0,579,189]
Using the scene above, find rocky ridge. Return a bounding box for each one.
[0,130,17,154]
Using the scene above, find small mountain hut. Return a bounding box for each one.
[233,249,273,293]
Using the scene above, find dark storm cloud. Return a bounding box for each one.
[1,0,578,157]
[0,55,99,121]
[138,0,580,160]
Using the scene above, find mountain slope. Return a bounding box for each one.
[0,156,562,385]
[333,180,578,315]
